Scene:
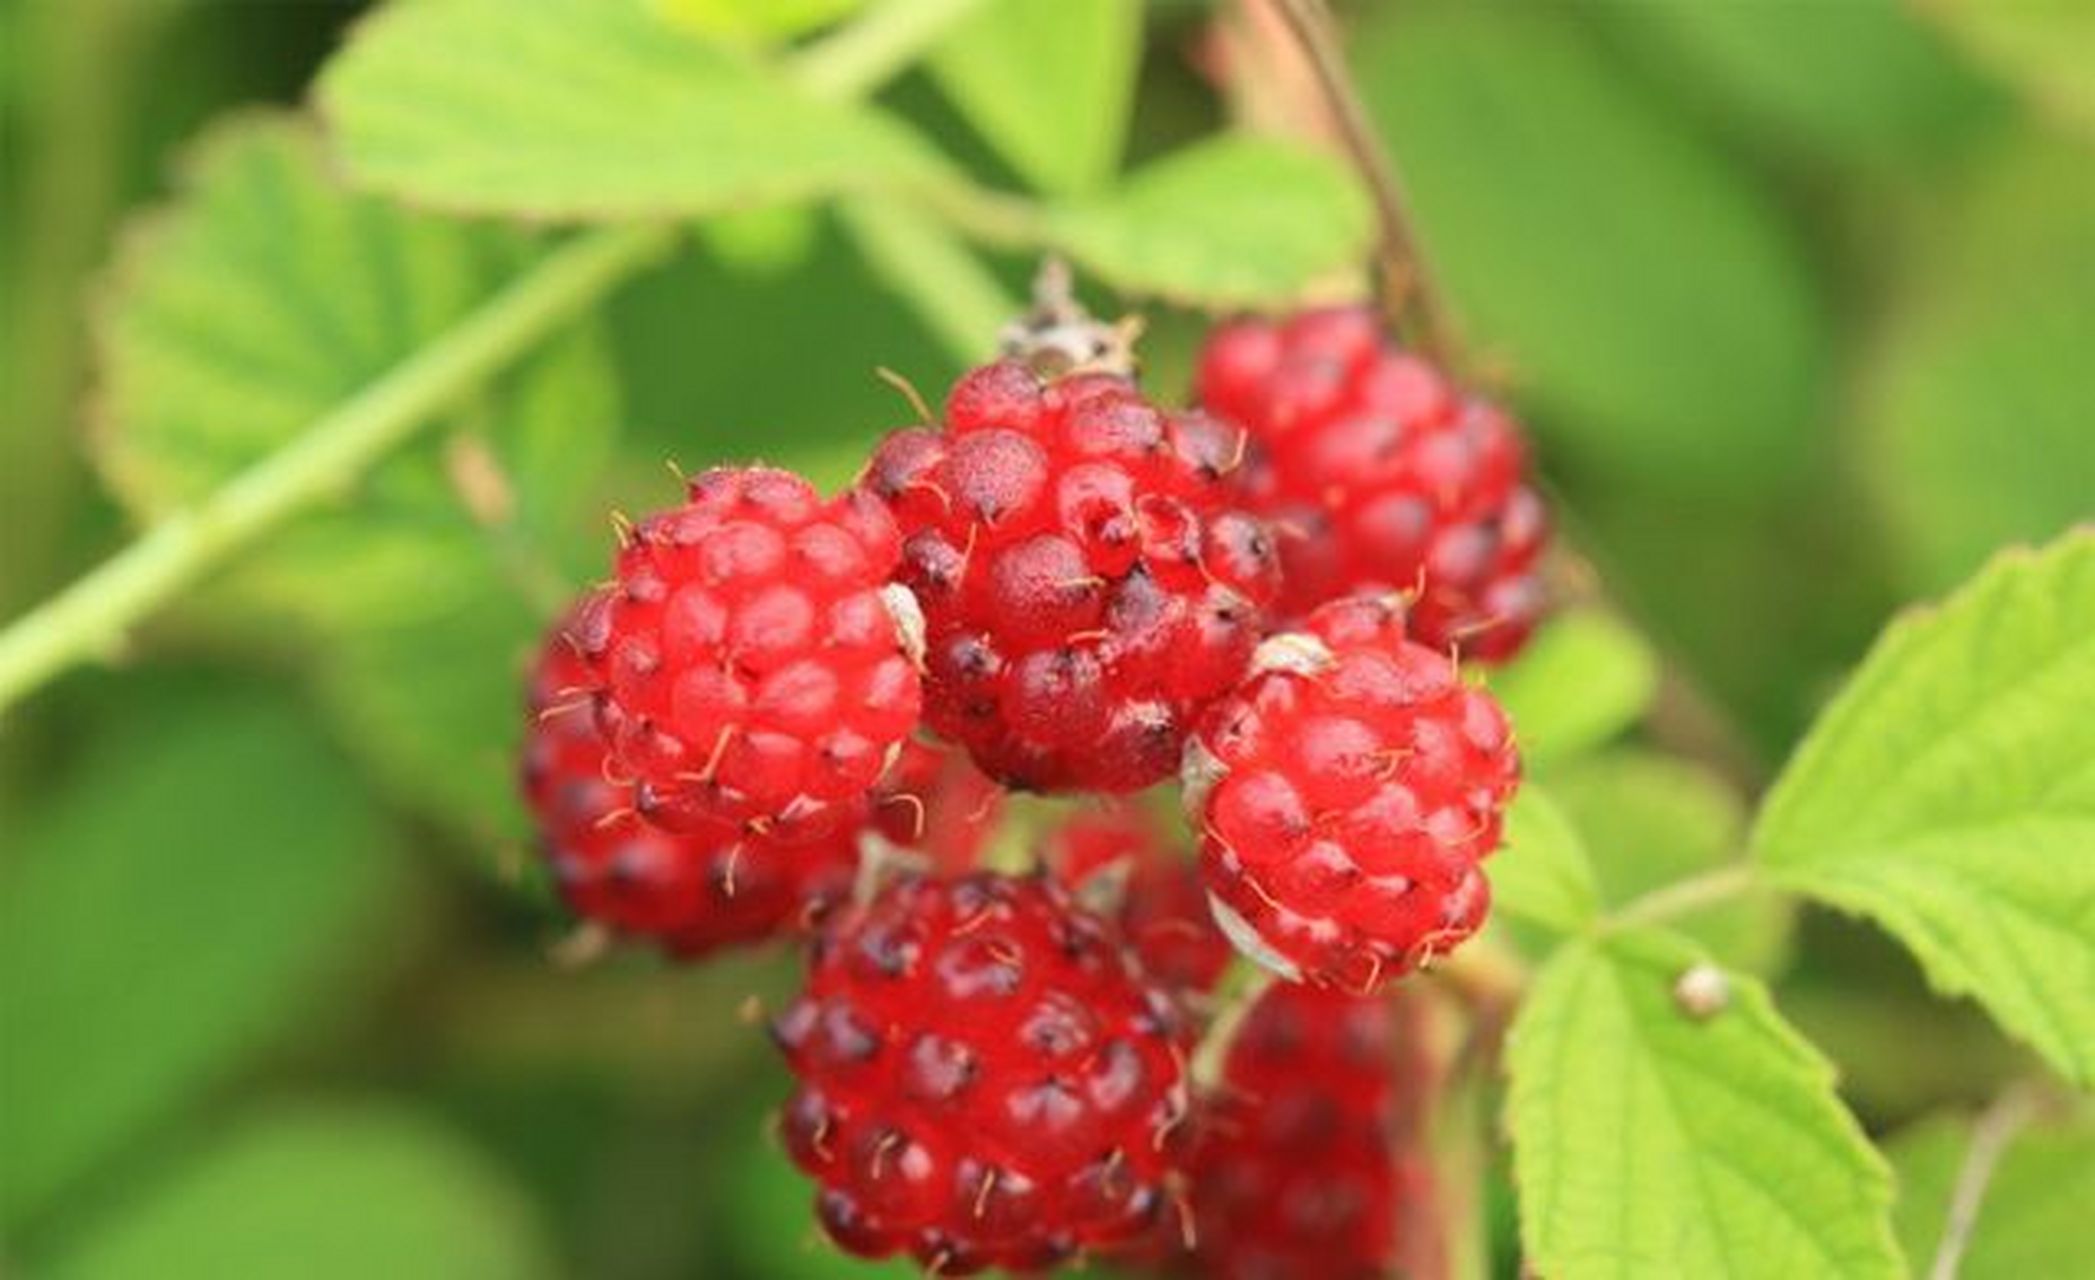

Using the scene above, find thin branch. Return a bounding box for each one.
[1606,864,1758,931]
[1930,1086,2041,1280]
[1268,0,1457,359]
[791,0,989,101]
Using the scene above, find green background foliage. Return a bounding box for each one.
[1,0,2088,1276]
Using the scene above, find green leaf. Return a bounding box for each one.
[929,0,1140,195]
[1506,930,1901,1280]
[1044,136,1373,307]
[1485,609,1658,767]
[1754,531,2095,1085]
[318,0,934,220]
[313,579,545,848]
[1355,0,1827,491]
[656,0,863,43]
[93,116,617,634]
[0,683,396,1227]
[1597,0,2004,166]
[1553,750,1790,974]
[41,1105,555,1280]
[1919,0,2095,136]
[1885,1105,2095,1279]
[1859,137,2095,593]
[1493,784,1600,935]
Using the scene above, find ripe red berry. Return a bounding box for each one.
[1044,805,1232,998]
[1195,307,1549,661]
[862,361,1280,793]
[522,618,858,957]
[573,466,923,837]
[773,873,1189,1274]
[1182,595,1519,990]
[1184,983,1407,1280]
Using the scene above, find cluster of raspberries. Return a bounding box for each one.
[519,303,1537,1274]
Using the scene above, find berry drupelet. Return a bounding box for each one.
[572,466,923,837]
[862,357,1280,795]
[1183,595,1519,990]
[773,873,1190,1274]
[1195,306,1549,661]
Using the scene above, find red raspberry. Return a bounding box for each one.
[868,737,1006,877]
[1185,983,1406,1280]
[1182,595,1519,990]
[1195,307,1549,661]
[1044,806,1232,997]
[773,873,1189,1274]
[573,466,922,837]
[522,619,858,957]
[862,361,1280,793]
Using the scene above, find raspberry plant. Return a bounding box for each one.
[1,1,2089,1277]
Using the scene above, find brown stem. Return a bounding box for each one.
[1267,0,1458,360]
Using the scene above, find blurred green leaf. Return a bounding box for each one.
[0,684,396,1228]
[1754,531,2095,1085]
[1507,930,1901,1280]
[696,204,824,276]
[1356,0,1827,490]
[41,1104,555,1280]
[93,116,617,634]
[655,0,863,43]
[1885,1104,2095,1278]
[317,0,934,220]
[1859,136,2095,593]
[1596,0,2004,166]
[1493,784,1600,935]
[1553,750,1790,973]
[1485,609,1657,767]
[1919,0,2095,136]
[929,0,1141,195]
[1044,135,1372,306]
[313,578,546,848]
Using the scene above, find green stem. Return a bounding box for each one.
[836,195,1017,364]
[0,0,988,716]
[1189,957,1277,1090]
[1606,863,1758,931]
[790,0,987,101]
[0,223,674,714]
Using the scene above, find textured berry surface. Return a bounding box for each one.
[869,737,1005,877]
[522,619,857,957]
[1185,596,1519,989]
[1185,983,1407,1280]
[863,361,1280,793]
[773,873,1188,1274]
[574,466,921,836]
[1195,307,1548,661]
[1044,806,1232,998]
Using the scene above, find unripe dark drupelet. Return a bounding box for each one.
[1196,307,1549,661]
[1183,595,1519,990]
[863,361,1280,793]
[773,873,1190,1275]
